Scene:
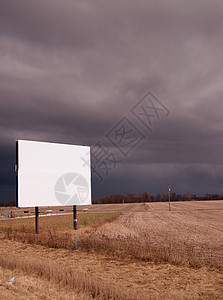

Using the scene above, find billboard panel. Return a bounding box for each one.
[16,140,91,207]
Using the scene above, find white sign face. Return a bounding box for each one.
[17,140,91,207]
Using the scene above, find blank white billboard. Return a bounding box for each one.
[16,140,91,207]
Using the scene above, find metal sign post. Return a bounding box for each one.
[168,184,171,211]
[73,205,77,230]
[35,206,39,234]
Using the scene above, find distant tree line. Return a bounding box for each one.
[0,200,16,207]
[1,192,223,207]
[92,192,223,204]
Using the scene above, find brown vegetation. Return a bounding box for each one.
[0,201,223,299]
[81,207,223,269]
[0,247,136,300]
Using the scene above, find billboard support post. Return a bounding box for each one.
[73,205,77,230]
[35,206,39,234]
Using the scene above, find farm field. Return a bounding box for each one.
[1,200,223,219]
[1,199,223,216]
[0,201,223,299]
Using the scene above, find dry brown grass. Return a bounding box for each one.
[81,208,223,269]
[0,251,136,300]
[1,201,223,299]
[0,238,223,299]
[0,265,91,300]
[1,212,121,251]
[4,205,222,269]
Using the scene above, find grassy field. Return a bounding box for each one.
[0,201,223,299]
[0,212,115,230]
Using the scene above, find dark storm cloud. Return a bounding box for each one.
[1,0,223,200]
[0,145,15,184]
[0,0,100,49]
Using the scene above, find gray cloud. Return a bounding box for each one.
[1,0,223,201]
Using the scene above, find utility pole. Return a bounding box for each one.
[168,184,171,211]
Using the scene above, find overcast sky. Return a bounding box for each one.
[1,0,223,202]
